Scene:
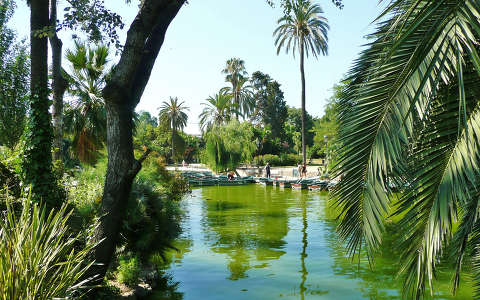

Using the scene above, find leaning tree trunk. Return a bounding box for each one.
[89,0,185,283]
[25,0,56,206]
[299,36,307,165]
[50,0,69,162]
[89,99,143,281]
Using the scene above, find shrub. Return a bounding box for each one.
[115,255,141,288]
[280,153,301,166]
[253,155,264,166]
[253,154,301,166]
[262,154,282,166]
[0,198,95,299]
[120,153,188,261]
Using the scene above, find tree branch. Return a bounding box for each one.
[103,0,185,104]
[127,148,152,179]
[131,0,185,105]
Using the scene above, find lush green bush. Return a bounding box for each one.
[115,255,141,288]
[65,151,189,287]
[253,153,301,167]
[280,153,302,166]
[0,198,94,299]
[262,154,282,166]
[119,152,188,259]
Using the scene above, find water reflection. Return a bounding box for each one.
[150,185,473,300]
[201,185,289,280]
[300,197,308,300]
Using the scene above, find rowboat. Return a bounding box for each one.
[307,180,329,191]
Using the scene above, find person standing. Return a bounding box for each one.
[298,163,302,178]
[302,163,307,178]
[265,163,271,179]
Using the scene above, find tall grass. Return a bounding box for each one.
[0,198,95,299]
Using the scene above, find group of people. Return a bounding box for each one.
[264,162,307,179]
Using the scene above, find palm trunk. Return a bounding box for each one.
[234,82,239,120]
[172,126,176,164]
[50,0,68,162]
[300,36,307,165]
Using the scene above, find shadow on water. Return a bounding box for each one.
[147,274,184,300]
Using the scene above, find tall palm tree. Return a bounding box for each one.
[332,0,480,298]
[199,90,236,132]
[158,97,189,163]
[222,58,249,120]
[274,0,329,164]
[63,41,110,164]
[221,76,254,119]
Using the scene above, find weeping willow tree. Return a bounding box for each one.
[202,120,256,173]
[332,0,480,299]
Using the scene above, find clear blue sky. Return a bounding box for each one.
[9,0,385,134]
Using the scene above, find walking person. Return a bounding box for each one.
[265,163,271,179]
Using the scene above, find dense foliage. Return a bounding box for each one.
[0,2,29,149]
[250,71,288,140]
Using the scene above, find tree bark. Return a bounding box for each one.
[25,0,56,205]
[300,36,306,165]
[90,0,185,283]
[50,0,69,162]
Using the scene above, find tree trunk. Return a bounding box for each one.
[89,100,137,282]
[89,0,185,283]
[172,125,176,164]
[50,0,69,162]
[25,0,56,205]
[233,81,239,121]
[300,36,306,165]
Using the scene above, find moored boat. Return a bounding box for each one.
[279,180,292,188]
[307,180,329,191]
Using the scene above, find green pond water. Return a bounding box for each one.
[149,185,473,300]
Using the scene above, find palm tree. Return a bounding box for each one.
[199,90,236,132]
[158,97,189,163]
[273,0,329,164]
[332,0,480,298]
[222,58,249,120]
[221,76,254,119]
[63,41,110,164]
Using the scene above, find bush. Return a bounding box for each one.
[120,153,188,260]
[253,153,302,167]
[262,154,282,166]
[115,255,141,288]
[0,198,95,299]
[64,152,190,287]
[280,153,302,166]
